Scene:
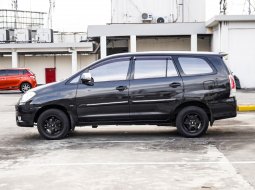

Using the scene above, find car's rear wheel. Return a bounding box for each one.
[20,82,32,93]
[176,106,209,138]
[37,109,70,140]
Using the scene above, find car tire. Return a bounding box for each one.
[20,82,32,93]
[176,106,209,138]
[37,109,70,140]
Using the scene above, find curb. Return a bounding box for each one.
[237,105,255,112]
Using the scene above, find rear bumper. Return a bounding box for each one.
[15,103,39,127]
[209,97,237,121]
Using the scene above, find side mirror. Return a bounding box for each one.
[81,72,94,85]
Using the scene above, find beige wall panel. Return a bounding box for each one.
[0,57,12,69]
[137,37,191,52]
[198,37,211,52]
[79,54,98,71]
[56,56,72,82]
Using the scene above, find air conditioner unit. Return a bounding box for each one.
[36,28,54,43]
[157,17,165,23]
[14,29,32,43]
[142,13,153,22]
[0,29,10,43]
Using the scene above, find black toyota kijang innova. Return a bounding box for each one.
[16,52,237,140]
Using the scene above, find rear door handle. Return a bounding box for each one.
[169,82,181,88]
[116,86,128,91]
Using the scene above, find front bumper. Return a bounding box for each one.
[15,103,39,127]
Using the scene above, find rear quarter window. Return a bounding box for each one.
[178,57,214,75]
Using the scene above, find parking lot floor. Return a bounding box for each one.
[0,91,255,190]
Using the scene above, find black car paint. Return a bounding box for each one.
[16,52,237,128]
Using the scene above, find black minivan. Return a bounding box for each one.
[16,52,237,140]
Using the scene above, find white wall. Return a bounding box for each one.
[20,56,55,84]
[211,22,255,88]
[111,0,219,23]
[228,26,255,88]
[112,0,178,23]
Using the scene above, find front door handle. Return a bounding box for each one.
[169,82,181,88]
[116,86,128,91]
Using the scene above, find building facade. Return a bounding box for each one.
[0,0,254,88]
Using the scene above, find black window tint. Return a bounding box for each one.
[167,59,178,77]
[134,59,166,79]
[178,57,213,75]
[0,70,6,76]
[6,70,19,76]
[89,59,129,82]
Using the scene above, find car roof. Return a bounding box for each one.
[0,68,29,70]
[100,51,225,61]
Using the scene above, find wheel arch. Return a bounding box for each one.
[34,105,75,129]
[174,101,213,125]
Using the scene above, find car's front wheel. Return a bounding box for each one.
[37,109,70,140]
[20,82,32,93]
[176,106,209,138]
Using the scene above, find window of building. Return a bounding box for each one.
[178,57,213,75]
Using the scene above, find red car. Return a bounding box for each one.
[0,68,37,93]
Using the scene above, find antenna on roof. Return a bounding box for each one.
[244,0,255,15]
[12,0,18,10]
[48,0,55,28]
[12,0,18,28]
[220,0,227,15]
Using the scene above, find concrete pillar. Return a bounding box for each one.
[12,51,18,68]
[191,34,198,51]
[71,50,78,74]
[100,36,107,58]
[129,35,137,52]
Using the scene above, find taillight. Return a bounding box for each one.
[229,75,236,97]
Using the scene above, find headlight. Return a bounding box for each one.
[20,91,36,103]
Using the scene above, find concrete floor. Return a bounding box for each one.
[0,91,255,190]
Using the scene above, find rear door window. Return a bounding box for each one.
[178,57,213,75]
[6,70,19,76]
[134,58,178,79]
[134,59,166,79]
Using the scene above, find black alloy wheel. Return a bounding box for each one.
[176,106,209,138]
[37,109,70,140]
